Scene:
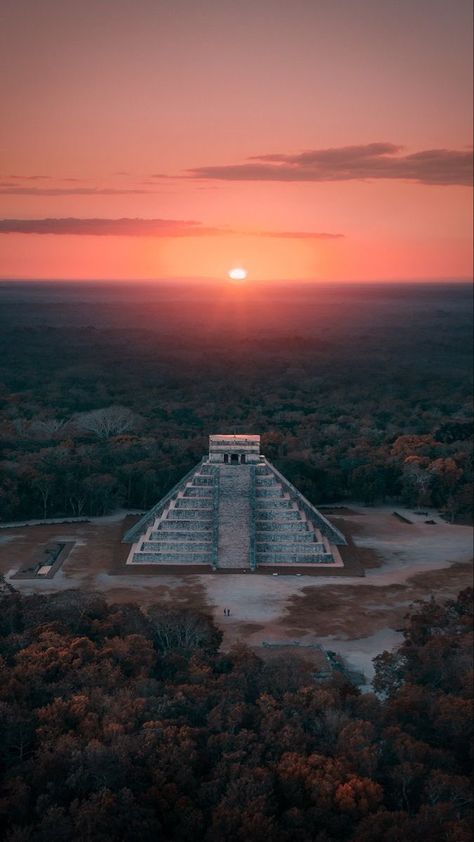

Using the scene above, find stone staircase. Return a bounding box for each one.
[216,465,252,568]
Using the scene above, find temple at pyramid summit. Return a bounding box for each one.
[124,435,346,571]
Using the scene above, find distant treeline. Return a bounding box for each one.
[0,283,472,522]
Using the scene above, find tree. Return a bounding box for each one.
[401,457,432,507]
[30,418,68,438]
[72,407,140,440]
[147,607,222,654]
[0,590,471,841]
[428,458,463,515]
[31,473,54,519]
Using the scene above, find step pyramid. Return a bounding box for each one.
[123,434,346,570]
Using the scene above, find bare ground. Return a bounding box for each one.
[1,505,472,685]
[279,561,473,640]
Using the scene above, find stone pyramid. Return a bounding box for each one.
[124,434,346,571]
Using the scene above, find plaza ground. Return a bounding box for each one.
[1,505,472,685]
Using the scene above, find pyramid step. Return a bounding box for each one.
[256,520,308,531]
[155,522,212,533]
[256,489,283,498]
[142,540,212,552]
[199,465,217,475]
[132,551,213,564]
[257,541,326,552]
[257,510,301,520]
[256,533,314,542]
[256,500,294,509]
[184,487,214,497]
[257,521,310,533]
[256,533,316,544]
[151,525,211,534]
[168,510,213,520]
[149,535,211,543]
[257,552,335,564]
[258,544,328,555]
[149,530,212,540]
[175,499,213,509]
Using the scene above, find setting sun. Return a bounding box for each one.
[228,267,248,281]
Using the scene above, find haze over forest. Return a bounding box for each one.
[0,281,471,523]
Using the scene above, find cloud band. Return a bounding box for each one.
[0,218,344,239]
[187,143,472,186]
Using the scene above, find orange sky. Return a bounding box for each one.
[0,0,472,282]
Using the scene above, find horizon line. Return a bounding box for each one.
[0,276,472,285]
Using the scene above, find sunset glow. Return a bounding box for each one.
[0,0,472,282]
[228,267,248,281]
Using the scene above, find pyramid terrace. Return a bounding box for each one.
[124,434,346,571]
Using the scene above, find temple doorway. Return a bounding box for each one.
[231,453,239,464]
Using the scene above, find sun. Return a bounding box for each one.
[228,267,248,281]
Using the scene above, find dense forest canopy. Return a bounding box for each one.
[0,282,471,522]
[0,586,471,841]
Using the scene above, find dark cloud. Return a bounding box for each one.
[251,142,401,165]
[0,186,158,196]
[0,218,221,236]
[6,174,52,180]
[187,143,473,186]
[0,218,344,240]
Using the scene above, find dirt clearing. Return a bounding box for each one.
[1,505,472,685]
